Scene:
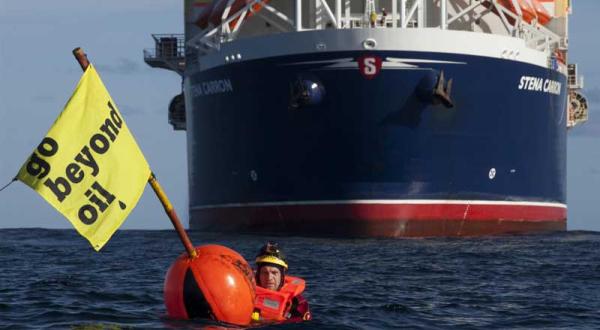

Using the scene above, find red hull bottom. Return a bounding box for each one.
[190,202,567,237]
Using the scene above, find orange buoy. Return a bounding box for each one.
[164,245,256,326]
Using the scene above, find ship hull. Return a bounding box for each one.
[191,202,565,237]
[184,29,568,237]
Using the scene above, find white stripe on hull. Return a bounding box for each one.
[194,28,552,73]
[191,199,567,211]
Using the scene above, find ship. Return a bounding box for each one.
[144,0,588,237]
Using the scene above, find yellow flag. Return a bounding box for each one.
[17,65,151,251]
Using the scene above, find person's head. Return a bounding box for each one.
[255,242,288,291]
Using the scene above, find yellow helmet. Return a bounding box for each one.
[255,242,288,270]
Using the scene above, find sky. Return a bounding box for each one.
[0,1,599,231]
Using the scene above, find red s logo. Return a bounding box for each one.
[358,55,382,80]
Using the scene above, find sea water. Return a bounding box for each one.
[1,228,599,329]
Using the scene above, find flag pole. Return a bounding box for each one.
[72,47,198,259]
[73,47,90,71]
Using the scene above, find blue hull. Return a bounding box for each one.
[185,50,567,235]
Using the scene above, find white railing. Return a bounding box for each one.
[187,0,562,56]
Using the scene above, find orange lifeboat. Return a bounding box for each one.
[496,0,552,25]
[530,0,552,25]
[554,49,566,64]
[497,0,537,24]
[195,1,216,29]
[209,0,270,28]
[193,0,212,8]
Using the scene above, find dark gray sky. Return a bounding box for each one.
[0,1,598,230]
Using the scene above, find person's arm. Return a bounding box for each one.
[288,295,311,321]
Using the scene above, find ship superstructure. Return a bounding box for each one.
[145,0,587,236]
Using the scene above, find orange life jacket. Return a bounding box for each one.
[253,276,305,321]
